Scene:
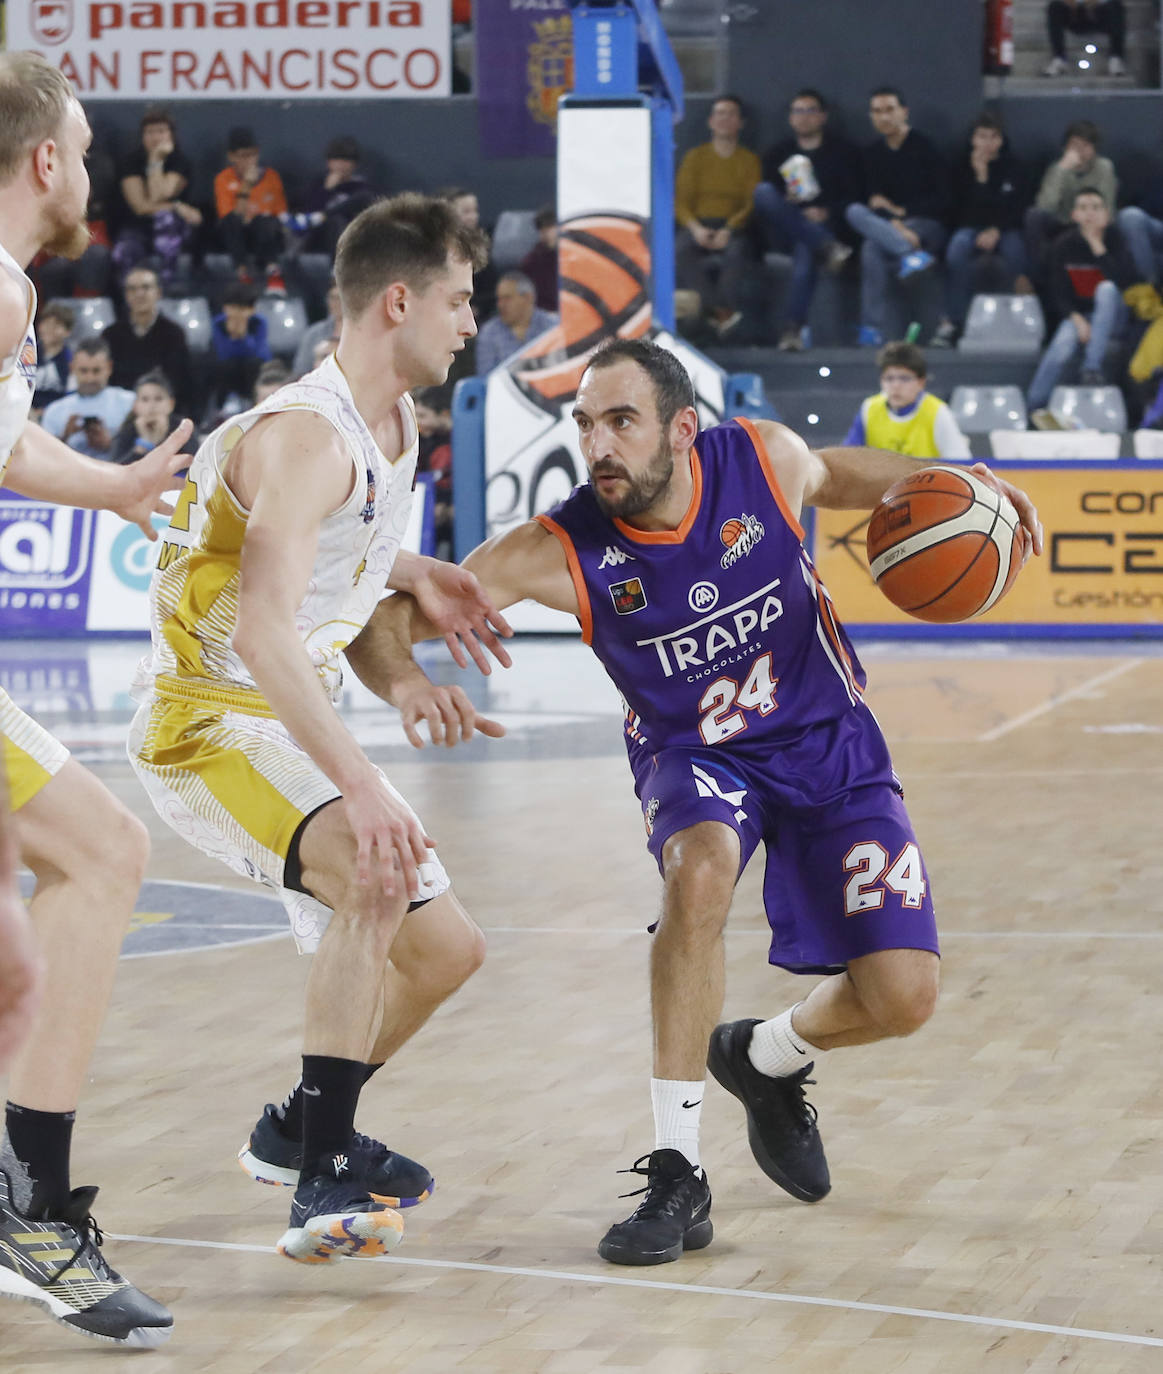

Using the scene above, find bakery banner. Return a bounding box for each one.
[811,462,1163,636]
[11,0,450,98]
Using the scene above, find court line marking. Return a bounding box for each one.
[481,927,1163,940]
[977,660,1144,742]
[102,1231,1163,1350]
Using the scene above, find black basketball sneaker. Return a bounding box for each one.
[708,1017,831,1202]
[276,1157,405,1264]
[0,1167,172,1347]
[238,1104,434,1208]
[597,1148,712,1266]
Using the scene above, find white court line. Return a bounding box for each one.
[102,1231,1163,1350]
[482,926,1163,940]
[121,932,287,960]
[977,660,1144,742]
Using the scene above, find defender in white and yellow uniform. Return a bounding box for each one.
[129,354,449,951]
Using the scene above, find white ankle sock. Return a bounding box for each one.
[651,1077,705,1169]
[747,1005,823,1077]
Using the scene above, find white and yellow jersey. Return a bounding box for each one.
[0,240,38,483]
[141,353,418,706]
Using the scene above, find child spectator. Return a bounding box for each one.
[845,341,970,458]
[213,127,288,293]
[32,302,74,415]
[109,370,179,464]
[209,283,271,410]
[1025,121,1117,284]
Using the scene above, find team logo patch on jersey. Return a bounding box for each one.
[644,796,660,836]
[688,581,719,613]
[719,513,765,569]
[18,337,36,388]
[598,545,636,570]
[361,468,376,523]
[610,577,648,615]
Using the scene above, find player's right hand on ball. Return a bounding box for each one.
[391,669,506,750]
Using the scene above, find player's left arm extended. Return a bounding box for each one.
[4,417,192,540]
[384,549,514,675]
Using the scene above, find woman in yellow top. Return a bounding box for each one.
[844,341,970,459]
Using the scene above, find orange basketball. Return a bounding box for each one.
[720,518,746,547]
[865,466,1024,623]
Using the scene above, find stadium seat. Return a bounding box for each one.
[989,429,1120,459]
[492,210,539,272]
[957,294,1045,356]
[255,295,308,357]
[53,296,115,343]
[949,385,1027,434]
[1048,384,1128,433]
[1132,429,1163,458]
[158,297,213,353]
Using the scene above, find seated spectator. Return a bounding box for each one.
[292,281,342,377]
[209,283,271,409]
[40,337,135,459]
[475,271,556,374]
[114,107,203,284]
[1027,188,1137,424]
[254,359,291,404]
[109,370,180,464]
[443,187,497,318]
[1116,184,1163,285]
[293,136,376,258]
[32,303,74,416]
[845,341,969,458]
[931,114,1032,347]
[214,126,288,293]
[1025,120,1117,285]
[1043,0,1126,77]
[413,387,454,557]
[674,94,760,336]
[752,88,858,351]
[845,86,949,347]
[520,205,559,312]
[103,266,196,416]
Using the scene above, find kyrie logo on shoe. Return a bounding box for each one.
[331,1154,349,1177]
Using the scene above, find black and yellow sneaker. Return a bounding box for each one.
[238,1105,434,1208]
[276,1158,405,1265]
[0,1167,172,1348]
[597,1149,712,1266]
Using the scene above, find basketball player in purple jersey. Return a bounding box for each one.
[355,338,1043,1266]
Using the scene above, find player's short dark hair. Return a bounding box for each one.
[1064,119,1100,149]
[871,85,906,105]
[790,88,828,111]
[335,192,489,320]
[583,338,696,428]
[877,341,927,379]
[74,335,111,360]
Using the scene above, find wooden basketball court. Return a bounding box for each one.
[2,638,1161,1372]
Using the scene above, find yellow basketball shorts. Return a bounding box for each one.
[127,689,450,954]
[0,686,70,812]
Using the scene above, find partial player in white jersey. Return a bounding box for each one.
[128,192,512,1265]
[0,52,193,1349]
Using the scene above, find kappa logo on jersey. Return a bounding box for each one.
[610,577,648,615]
[598,545,636,570]
[361,468,376,524]
[688,581,719,613]
[719,513,765,569]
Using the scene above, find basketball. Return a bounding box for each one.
[865,465,1024,623]
[720,517,746,546]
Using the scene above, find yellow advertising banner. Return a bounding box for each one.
[812,464,1163,632]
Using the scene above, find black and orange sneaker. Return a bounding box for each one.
[0,1167,172,1348]
[708,1017,831,1202]
[238,1104,434,1208]
[276,1157,405,1265]
[597,1149,712,1266]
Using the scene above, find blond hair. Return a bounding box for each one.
[0,53,76,187]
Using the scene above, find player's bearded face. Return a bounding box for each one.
[590,429,675,519]
[42,105,92,261]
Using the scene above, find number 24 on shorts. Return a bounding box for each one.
[843,841,926,915]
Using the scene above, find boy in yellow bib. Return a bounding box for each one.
[844,341,970,459]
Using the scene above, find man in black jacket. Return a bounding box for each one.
[103,266,196,418]
[1027,188,1138,420]
[752,89,860,351]
[845,87,950,347]
[931,113,1032,347]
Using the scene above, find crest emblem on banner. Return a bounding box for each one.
[526,16,573,130]
[30,0,72,43]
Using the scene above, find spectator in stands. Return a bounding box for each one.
[845,341,970,458]
[413,387,454,558]
[752,88,858,352]
[103,266,196,417]
[40,337,135,459]
[32,303,74,416]
[1027,188,1137,424]
[213,127,288,294]
[109,370,179,465]
[114,108,203,284]
[1116,188,1163,285]
[295,135,376,258]
[292,281,342,377]
[475,271,556,374]
[443,186,497,320]
[845,87,950,348]
[930,114,1032,348]
[1043,0,1127,78]
[520,205,559,312]
[209,283,271,410]
[1025,120,1117,284]
[674,94,761,337]
[254,359,291,404]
